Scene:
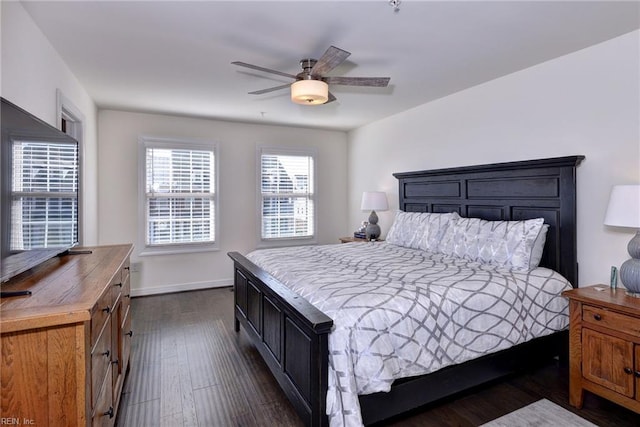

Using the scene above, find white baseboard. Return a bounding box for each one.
[130,278,232,297]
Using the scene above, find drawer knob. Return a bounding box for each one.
[112,359,119,366]
[114,282,123,288]
[102,306,111,314]
[624,367,633,375]
[102,350,110,358]
[124,266,130,271]
[125,330,134,337]
[125,294,131,299]
[635,371,640,377]
[593,314,602,321]
[104,407,114,419]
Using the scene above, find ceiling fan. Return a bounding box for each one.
[232,46,390,105]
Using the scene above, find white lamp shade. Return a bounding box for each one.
[361,191,389,211]
[604,185,640,228]
[291,80,329,105]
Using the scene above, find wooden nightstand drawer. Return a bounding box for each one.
[583,305,640,337]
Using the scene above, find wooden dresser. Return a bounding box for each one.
[1,244,133,426]
[563,285,640,414]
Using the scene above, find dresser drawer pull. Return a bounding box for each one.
[114,282,123,288]
[592,314,602,321]
[124,266,130,271]
[112,359,119,366]
[102,306,111,314]
[125,330,134,337]
[104,407,114,419]
[635,371,640,377]
[102,350,110,358]
[624,367,633,375]
[125,294,131,299]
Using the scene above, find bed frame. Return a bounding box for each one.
[228,155,584,426]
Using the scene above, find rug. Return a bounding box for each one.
[480,399,598,427]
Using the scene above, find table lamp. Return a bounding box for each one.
[361,191,388,240]
[604,184,640,295]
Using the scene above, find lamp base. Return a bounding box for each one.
[620,232,640,295]
[366,210,381,240]
[365,223,381,241]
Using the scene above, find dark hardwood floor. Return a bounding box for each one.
[116,287,640,427]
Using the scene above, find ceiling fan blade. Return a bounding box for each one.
[326,92,337,104]
[248,83,291,95]
[310,46,350,76]
[231,61,297,79]
[324,76,390,87]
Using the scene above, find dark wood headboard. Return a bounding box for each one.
[393,156,584,287]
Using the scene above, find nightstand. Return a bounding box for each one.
[339,236,383,243]
[562,285,640,414]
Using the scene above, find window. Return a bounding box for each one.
[10,140,79,250]
[259,148,315,241]
[140,137,218,254]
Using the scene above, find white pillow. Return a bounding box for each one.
[438,217,547,271]
[386,211,459,252]
[529,223,549,269]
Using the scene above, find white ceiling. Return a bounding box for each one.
[21,1,640,131]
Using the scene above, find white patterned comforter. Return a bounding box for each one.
[246,242,572,427]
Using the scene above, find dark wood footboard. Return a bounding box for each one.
[229,251,333,427]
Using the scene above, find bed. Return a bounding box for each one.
[228,155,584,426]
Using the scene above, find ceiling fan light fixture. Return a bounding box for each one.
[291,80,329,105]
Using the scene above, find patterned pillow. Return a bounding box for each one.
[386,211,459,252]
[437,217,546,271]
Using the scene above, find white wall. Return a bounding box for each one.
[98,110,348,295]
[348,31,640,288]
[1,1,99,245]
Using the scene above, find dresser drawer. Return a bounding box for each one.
[111,281,123,308]
[111,265,130,310]
[91,320,112,410]
[92,364,114,427]
[121,258,130,282]
[583,305,640,337]
[91,288,115,347]
[122,305,132,373]
[112,261,128,302]
[122,266,131,296]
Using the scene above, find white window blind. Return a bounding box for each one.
[145,146,216,247]
[260,152,314,240]
[11,140,79,250]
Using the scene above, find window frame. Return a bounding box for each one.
[56,89,85,245]
[7,135,80,252]
[138,136,219,256]
[256,146,317,247]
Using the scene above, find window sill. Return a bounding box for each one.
[139,244,219,257]
[257,237,316,249]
